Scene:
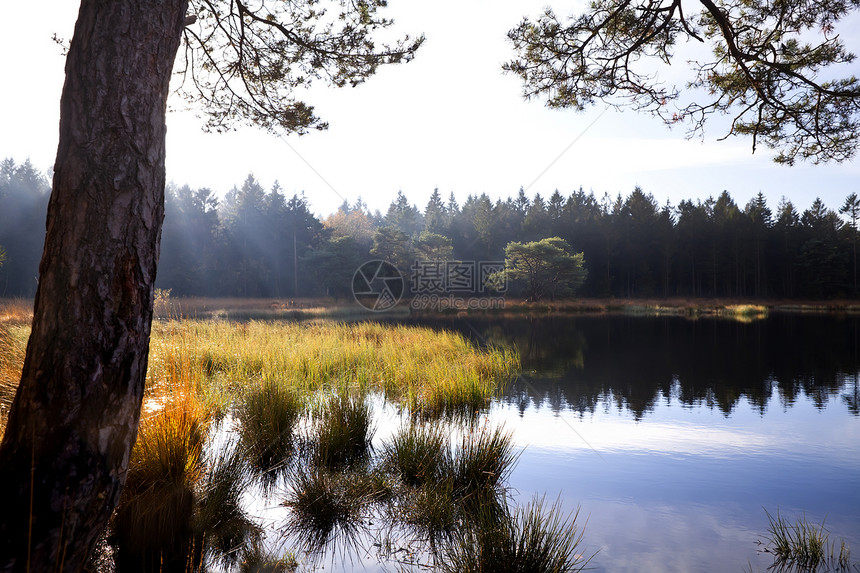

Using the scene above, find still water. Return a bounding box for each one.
[445,313,860,572]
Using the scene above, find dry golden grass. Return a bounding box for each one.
[146,319,518,416]
[1,314,518,441]
[0,299,32,438]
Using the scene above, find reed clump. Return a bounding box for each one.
[383,421,519,548]
[235,376,304,487]
[195,441,261,569]
[238,543,298,573]
[112,391,211,571]
[762,510,856,572]
[282,465,385,554]
[721,304,768,323]
[437,496,592,573]
[382,422,449,487]
[312,391,375,469]
[112,391,260,571]
[452,425,517,502]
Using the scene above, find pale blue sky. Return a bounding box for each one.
[1,1,858,217]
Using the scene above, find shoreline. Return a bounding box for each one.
[155,296,860,320]
[6,296,860,324]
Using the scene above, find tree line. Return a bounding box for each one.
[1,157,858,300]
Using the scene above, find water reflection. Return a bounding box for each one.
[417,314,860,419]
[420,313,860,573]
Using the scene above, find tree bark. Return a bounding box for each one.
[0,1,188,570]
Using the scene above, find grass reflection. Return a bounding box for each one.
[437,496,591,573]
[755,509,857,573]
[235,377,304,492]
[103,318,522,571]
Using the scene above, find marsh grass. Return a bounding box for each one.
[383,422,449,487]
[238,543,298,573]
[381,421,519,556]
[114,393,264,571]
[112,392,210,571]
[194,440,261,569]
[282,465,385,555]
[451,424,518,504]
[0,298,33,324]
[437,496,592,573]
[720,304,768,323]
[147,319,518,416]
[0,312,521,569]
[235,377,304,488]
[312,391,375,469]
[0,324,26,438]
[762,510,856,572]
[0,300,30,438]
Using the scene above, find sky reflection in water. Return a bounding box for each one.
[276,314,860,572]
[486,317,860,573]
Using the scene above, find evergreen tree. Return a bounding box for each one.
[840,193,860,294]
[0,158,51,296]
[424,187,447,235]
[492,237,588,301]
[385,190,423,237]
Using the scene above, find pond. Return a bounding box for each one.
[8,309,854,571]
[438,313,860,572]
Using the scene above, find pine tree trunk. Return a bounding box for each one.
[0,1,188,570]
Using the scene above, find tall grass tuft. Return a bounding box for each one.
[452,424,517,504]
[0,325,26,439]
[282,465,383,555]
[437,496,592,573]
[0,298,33,324]
[235,376,303,489]
[238,542,298,573]
[721,304,768,323]
[384,421,518,552]
[313,391,375,469]
[763,509,856,572]
[383,422,449,487]
[111,392,210,571]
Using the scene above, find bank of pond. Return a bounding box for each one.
[1,306,859,572]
